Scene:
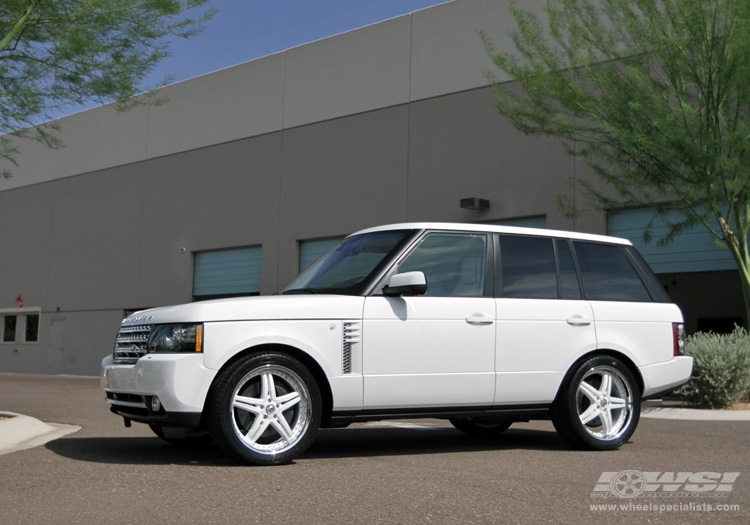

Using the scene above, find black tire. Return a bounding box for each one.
[449,417,512,437]
[551,355,640,450]
[207,351,322,465]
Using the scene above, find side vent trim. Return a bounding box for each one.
[342,321,361,374]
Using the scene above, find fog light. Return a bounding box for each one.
[151,396,161,412]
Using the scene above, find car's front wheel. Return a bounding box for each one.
[208,351,321,465]
[552,355,640,450]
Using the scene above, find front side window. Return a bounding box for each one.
[574,242,652,302]
[397,233,488,297]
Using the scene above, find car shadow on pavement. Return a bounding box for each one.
[306,426,567,460]
[44,425,567,466]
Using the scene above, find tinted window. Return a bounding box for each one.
[500,236,557,299]
[556,239,582,299]
[398,233,487,297]
[3,315,16,342]
[25,314,39,343]
[574,242,652,302]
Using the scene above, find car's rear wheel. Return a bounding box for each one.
[208,351,321,465]
[552,355,640,450]
[449,417,512,437]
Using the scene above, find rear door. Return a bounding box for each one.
[573,241,678,367]
[494,235,597,404]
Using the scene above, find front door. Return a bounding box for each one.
[362,232,496,408]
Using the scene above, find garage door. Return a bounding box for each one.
[607,207,737,274]
[193,246,262,297]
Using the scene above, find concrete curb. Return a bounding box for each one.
[642,406,750,421]
[0,412,81,456]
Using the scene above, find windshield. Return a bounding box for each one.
[283,230,412,295]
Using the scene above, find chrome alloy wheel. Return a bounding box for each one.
[576,365,634,441]
[230,364,312,455]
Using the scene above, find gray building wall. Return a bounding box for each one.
[0,0,742,375]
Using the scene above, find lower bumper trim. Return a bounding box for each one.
[109,405,203,428]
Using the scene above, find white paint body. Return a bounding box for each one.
[101,223,693,423]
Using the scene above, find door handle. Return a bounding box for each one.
[566,314,592,326]
[466,313,494,326]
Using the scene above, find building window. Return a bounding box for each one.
[25,314,40,342]
[3,315,16,342]
[193,246,262,300]
[1,309,41,343]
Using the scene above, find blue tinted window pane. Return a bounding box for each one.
[574,242,651,302]
[500,236,557,299]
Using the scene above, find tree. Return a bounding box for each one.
[483,0,750,321]
[0,0,215,177]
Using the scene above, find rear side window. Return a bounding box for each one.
[573,242,652,302]
[499,236,557,298]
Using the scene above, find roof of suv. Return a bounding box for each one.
[354,222,632,245]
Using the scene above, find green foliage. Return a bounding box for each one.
[673,327,750,409]
[484,0,750,320]
[0,0,215,177]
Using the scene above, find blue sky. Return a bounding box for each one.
[147,0,450,87]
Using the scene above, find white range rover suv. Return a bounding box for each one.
[101,223,693,465]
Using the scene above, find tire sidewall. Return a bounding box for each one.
[556,355,641,450]
[209,351,322,465]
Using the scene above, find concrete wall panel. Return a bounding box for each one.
[2,104,150,190]
[47,165,145,311]
[58,310,124,376]
[407,88,574,225]
[0,184,55,311]
[145,54,285,159]
[138,133,283,303]
[283,16,412,128]
[410,0,516,100]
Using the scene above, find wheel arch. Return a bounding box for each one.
[555,349,645,403]
[205,343,335,426]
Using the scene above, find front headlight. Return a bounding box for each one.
[147,324,203,354]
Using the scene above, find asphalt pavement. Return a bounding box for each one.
[1,373,749,525]
[2,375,748,455]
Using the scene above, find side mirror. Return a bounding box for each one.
[382,271,427,297]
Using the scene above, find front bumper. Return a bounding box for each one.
[100,353,217,427]
[640,355,694,399]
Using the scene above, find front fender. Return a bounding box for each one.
[201,320,347,378]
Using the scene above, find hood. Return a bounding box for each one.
[121,295,366,326]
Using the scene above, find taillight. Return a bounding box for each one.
[673,323,685,356]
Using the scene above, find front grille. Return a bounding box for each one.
[113,325,151,364]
